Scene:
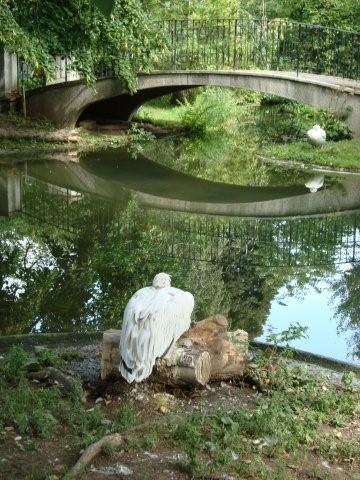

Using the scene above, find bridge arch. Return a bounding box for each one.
[26,70,360,136]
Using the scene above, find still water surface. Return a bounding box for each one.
[1,140,359,365]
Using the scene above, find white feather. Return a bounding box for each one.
[119,274,194,383]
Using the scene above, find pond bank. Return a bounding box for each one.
[1,332,359,382]
[260,138,360,171]
[258,154,360,174]
[0,113,184,155]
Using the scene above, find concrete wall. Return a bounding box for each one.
[25,70,360,136]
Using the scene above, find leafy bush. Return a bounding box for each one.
[1,345,27,384]
[181,88,239,135]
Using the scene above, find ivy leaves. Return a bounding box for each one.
[0,0,163,90]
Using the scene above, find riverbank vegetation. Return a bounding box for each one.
[135,88,359,171]
[1,341,359,479]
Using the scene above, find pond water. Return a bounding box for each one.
[1,136,360,365]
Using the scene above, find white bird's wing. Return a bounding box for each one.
[119,286,194,383]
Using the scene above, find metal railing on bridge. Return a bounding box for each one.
[157,19,360,80]
[17,17,360,90]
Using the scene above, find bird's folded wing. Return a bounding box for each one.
[120,287,194,382]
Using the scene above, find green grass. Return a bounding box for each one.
[134,97,184,128]
[262,138,360,170]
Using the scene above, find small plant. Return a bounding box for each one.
[33,346,65,368]
[28,467,51,480]
[266,322,309,356]
[113,401,137,430]
[127,124,155,159]
[341,371,356,391]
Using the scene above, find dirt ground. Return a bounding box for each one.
[1,342,359,480]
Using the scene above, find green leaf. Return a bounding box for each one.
[220,416,233,426]
[92,0,115,17]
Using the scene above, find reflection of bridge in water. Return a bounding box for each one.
[19,175,360,268]
[1,151,360,268]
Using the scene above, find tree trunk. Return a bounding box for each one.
[169,90,187,105]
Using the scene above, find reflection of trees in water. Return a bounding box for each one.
[1,177,359,338]
[333,264,360,359]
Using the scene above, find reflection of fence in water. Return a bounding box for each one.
[149,211,360,267]
[21,176,115,234]
[20,176,360,267]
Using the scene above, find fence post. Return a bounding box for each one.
[0,48,18,98]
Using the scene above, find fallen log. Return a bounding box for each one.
[26,367,80,396]
[67,433,123,478]
[101,316,248,385]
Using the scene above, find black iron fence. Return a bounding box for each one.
[17,17,360,90]
[156,19,360,79]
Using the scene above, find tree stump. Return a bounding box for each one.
[101,316,248,386]
[183,315,248,380]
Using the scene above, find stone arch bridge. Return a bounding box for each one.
[25,70,360,135]
[2,19,360,134]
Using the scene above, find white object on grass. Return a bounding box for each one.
[307,124,326,146]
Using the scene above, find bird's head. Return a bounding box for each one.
[314,124,321,130]
[153,272,171,288]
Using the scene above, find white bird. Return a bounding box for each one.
[306,124,326,146]
[305,175,325,193]
[119,272,194,383]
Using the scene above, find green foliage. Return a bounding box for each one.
[28,467,51,480]
[145,0,240,20]
[333,264,360,359]
[33,346,66,369]
[0,0,164,89]
[180,88,239,135]
[241,0,360,30]
[1,345,27,384]
[127,124,156,159]
[1,380,59,437]
[263,138,360,170]
[92,0,115,17]
[266,322,309,349]
[113,401,137,430]
[169,351,360,476]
